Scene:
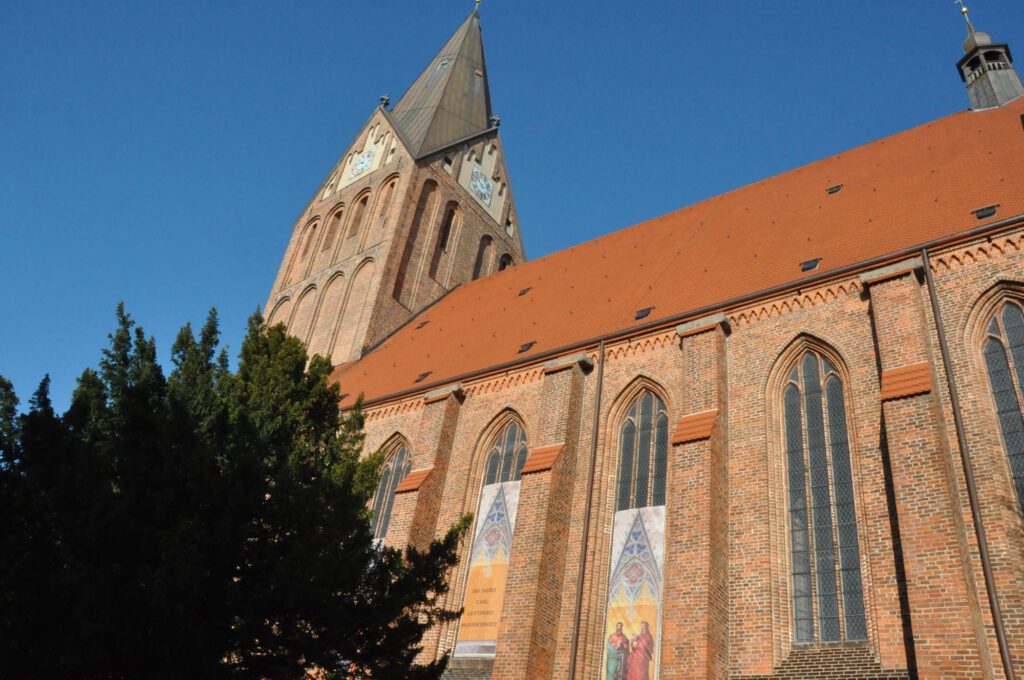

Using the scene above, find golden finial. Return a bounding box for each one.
[954,0,972,26]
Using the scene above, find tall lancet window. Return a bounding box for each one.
[616,390,669,511]
[603,388,669,680]
[982,301,1024,518]
[454,419,528,658]
[482,420,528,486]
[371,443,410,540]
[784,351,865,643]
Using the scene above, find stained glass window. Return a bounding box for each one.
[616,390,669,510]
[483,421,529,486]
[982,301,1024,518]
[372,443,410,540]
[783,351,865,643]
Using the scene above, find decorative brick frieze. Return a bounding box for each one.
[930,229,1024,271]
[604,330,678,361]
[728,280,862,327]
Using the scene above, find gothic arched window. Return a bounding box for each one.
[472,235,493,280]
[616,389,669,511]
[498,254,513,271]
[301,223,319,258]
[430,202,460,280]
[378,179,397,224]
[348,195,369,239]
[982,300,1024,518]
[321,207,344,253]
[783,350,865,643]
[482,420,528,486]
[371,443,410,540]
[286,221,318,285]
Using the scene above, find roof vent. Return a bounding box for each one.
[414,371,432,383]
[801,258,821,272]
[635,307,654,320]
[415,320,430,330]
[518,341,536,354]
[973,204,998,220]
[826,184,843,195]
[518,287,532,297]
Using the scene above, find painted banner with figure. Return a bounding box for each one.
[453,481,521,657]
[603,506,665,680]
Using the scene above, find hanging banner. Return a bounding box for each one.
[602,506,665,680]
[453,481,521,657]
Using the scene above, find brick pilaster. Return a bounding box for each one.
[862,262,991,679]
[492,356,589,679]
[387,385,464,552]
[394,386,464,666]
[659,314,729,679]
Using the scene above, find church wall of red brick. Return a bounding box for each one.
[352,226,1024,679]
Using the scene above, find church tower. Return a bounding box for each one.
[265,10,525,365]
[956,6,1024,110]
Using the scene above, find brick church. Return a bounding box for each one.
[264,7,1024,679]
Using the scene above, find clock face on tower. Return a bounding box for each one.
[349,148,377,179]
[469,165,493,207]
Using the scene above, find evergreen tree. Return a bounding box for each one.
[0,306,468,679]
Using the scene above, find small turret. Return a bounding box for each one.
[955,5,1024,110]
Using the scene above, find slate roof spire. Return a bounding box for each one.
[390,10,494,159]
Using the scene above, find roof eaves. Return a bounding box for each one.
[415,125,500,160]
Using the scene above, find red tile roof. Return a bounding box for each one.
[333,98,1024,408]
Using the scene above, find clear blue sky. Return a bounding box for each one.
[2,1,1022,411]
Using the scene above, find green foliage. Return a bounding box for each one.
[0,306,469,679]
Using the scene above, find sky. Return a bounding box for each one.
[2,0,1023,411]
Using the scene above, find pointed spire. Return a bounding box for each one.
[389,11,494,159]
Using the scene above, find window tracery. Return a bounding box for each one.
[371,442,410,540]
[482,420,528,486]
[982,300,1024,518]
[615,389,669,511]
[783,350,865,643]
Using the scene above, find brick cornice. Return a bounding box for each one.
[542,352,594,375]
[671,410,718,445]
[520,443,564,475]
[676,312,729,339]
[394,467,433,494]
[880,363,933,401]
[423,383,464,404]
[858,257,923,287]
